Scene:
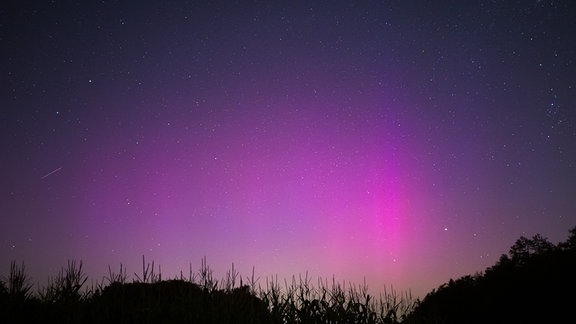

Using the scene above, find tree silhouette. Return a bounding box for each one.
[559,225,576,251]
[508,233,555,265]
[403,225,576,324]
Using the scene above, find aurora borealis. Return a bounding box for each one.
[2,1,575,299]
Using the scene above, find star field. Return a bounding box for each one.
[1,1,575,299]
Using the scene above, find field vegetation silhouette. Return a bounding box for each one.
[2,226,575,323]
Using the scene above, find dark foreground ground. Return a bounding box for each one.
[3,226,576,323]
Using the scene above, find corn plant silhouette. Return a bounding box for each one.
[2,255,421,324]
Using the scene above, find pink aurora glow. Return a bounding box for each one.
[2,1,575,301]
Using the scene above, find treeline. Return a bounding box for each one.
[403,226,576,323]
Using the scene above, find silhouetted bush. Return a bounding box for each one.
[86,280,270,324]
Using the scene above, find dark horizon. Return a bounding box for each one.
[4,227,576,324]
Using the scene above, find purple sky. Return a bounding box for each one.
[2,1,576,299]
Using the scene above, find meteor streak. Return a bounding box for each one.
[41,167,62,179]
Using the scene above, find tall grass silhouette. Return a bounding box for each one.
[7,226,574,323]
[1,256,416,323]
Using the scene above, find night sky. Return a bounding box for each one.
[2,1,575,299]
